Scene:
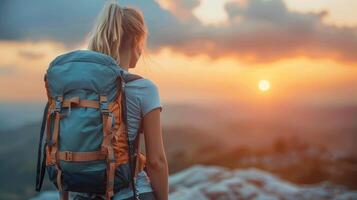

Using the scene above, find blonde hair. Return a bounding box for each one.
[87,0,147,63]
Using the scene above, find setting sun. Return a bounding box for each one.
[258,80,270,92]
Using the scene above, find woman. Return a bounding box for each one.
[77,1,168,200]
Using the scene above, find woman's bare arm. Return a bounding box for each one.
[143,108,168,200]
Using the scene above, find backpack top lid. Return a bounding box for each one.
[49,49,118,68]
[46,50,125,102]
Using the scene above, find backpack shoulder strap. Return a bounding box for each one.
[122,73,144,133]
[123,73,142,83]
[120,72,143,199]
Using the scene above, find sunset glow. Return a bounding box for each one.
[1,2,357,199]
[0,0,356,106]
[258,80,270,92]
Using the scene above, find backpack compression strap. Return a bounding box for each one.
[122,72,143,200]
[36,97,68,200]
[102,73,143,200]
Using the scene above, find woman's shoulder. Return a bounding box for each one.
[125,75,162,115]
[126,75,158,91]
[125,74,160,98]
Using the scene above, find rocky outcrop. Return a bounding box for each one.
[169,165,357,200]
[31,165,357,200]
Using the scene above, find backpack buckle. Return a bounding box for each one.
[64,151,73,161]
[55,96,63,113]
[100,96,109,115]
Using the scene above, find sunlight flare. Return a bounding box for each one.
[258,80,270,92]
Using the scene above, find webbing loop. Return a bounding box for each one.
[100,95,109,115]
[54,96,63,113]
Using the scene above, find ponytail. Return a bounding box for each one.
[87,1,147,63]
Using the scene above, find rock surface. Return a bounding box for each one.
[169,165,357,200]
[30,165,357,200]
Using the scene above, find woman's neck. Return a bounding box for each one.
[119,50,131,71]
[119,63,130,71]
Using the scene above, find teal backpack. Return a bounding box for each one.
[35,50,146,200]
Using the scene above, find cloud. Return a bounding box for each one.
[152,0,357,63]
[0,0,356,63]
[155,0,200,20]
[18,50,45,60]
[0,0,102,46]
[0,0,182,48]
[0,65,17,76]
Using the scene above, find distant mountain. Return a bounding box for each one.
[0,121,53,200]
[31,165,357,200]
[0,102,44,131]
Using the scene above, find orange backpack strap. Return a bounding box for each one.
[100,95,116,200]
[58,150,107,162]
[51,96,69,200]
[62,97,100,109]
[40,95,68,200]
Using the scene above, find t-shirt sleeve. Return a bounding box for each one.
[139,79,162,117]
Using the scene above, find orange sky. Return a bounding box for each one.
[159,0,357,27]
[0,0,357,106]
[1,40,356,106]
